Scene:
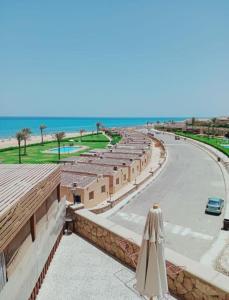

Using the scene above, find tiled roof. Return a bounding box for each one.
[61,172,97,188]
[111,148,144,154]
[100,152,143,160]
[62,163,121,176]
[59,156,82,163]
[76,156,134,166]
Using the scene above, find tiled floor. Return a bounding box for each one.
[37,235,176,300]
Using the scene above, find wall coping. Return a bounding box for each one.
[75,209,229,294]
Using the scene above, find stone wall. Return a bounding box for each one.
[72,209,229,300]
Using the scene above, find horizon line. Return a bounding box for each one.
[0,115,212,119]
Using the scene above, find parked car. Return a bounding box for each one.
[175,136,180,140]
[205,197,224,215]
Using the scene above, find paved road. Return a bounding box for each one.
[109,132,226,261]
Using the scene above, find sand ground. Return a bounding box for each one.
[0,131,92,149]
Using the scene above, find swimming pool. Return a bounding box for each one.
[47,146,82,154]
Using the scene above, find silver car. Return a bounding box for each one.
[205,197,224,215]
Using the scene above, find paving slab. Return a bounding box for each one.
[37,234,176,300]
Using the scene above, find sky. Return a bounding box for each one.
[0,1,229,117]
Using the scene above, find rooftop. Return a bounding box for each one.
[61,172,98,188]
[116,144,150,150]
[59,156,82,163]
[100,152,143,160]
[111,148,144,154]
[76,156,134,167]
[62,163,122,176]
[0,164,60,251]
[0,164,59,216]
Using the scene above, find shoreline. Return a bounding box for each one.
[0,131,92,150]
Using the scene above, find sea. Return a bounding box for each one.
[0,117,187,139]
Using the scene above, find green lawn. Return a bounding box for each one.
[176,131,229,157]
[109,133,122,145]
[0,133,113,164]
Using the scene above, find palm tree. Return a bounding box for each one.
[80,129,85,141]
[207,121,211,138]
[96,122,101,134]
[40,124,47,145]
[191,117,196,129]
[16,131,24,164]
[211,117,217,136]
[55,132,65,160]
[21,128,32,155]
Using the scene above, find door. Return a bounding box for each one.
[74,195,81,204]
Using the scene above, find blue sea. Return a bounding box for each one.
[0,117,186,138]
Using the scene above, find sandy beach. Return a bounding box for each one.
[0,131,92,149]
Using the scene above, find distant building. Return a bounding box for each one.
[216,116,229,126]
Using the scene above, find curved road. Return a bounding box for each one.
[109,132,226,261]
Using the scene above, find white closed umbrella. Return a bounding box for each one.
[136,204,168,299]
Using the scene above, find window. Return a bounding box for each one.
[101,185,106,193]
[123,174,127,181]
[116,178,120,185]
[137,166,139,171]
[132,168,134,173]
[145,159,147,163]
[89,191,94,200]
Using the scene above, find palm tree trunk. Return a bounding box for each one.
[18,142,21,164]
[41,129,44,145]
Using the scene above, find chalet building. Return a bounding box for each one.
[82,151,149,171]
[110,148,151,167]
[0,164,64,300]
[61,164,129,194]
[74,156,140,182]
[61,172,109,208]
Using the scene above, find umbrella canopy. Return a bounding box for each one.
[136,205,168,298]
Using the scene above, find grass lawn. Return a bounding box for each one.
[0,133,115,164]
[108,133,122,145]
[176,131,229,157]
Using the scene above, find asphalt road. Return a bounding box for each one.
[108,132,226,261]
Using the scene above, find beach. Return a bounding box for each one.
[0,131,91,149]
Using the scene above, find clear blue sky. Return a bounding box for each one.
[0,1,228,117]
